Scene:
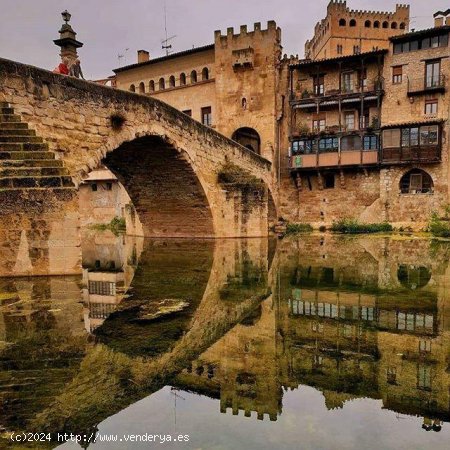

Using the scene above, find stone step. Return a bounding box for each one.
[0,176,74,189]
[0,167,69,177]
[0,129,35,137]
[0,135,43,143]
[0,107,14,114]
[0,159,63,168]
[0,122,28,130]
[0,114,22,123]
[0,151,55,160]
[0,142,49,152]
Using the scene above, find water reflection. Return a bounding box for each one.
[0,233,449,448]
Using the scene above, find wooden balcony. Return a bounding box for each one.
[291,149,378,171]
[407,75,446,96]
[381,145,441,165]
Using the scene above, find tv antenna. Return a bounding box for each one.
[161,1,176,56]
[117,48,129,66]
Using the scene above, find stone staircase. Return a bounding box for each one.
[0,102,74,189]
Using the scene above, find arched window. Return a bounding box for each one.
[129,84,135,92]
[191,70,197,83]
[399,169,434,194]
[382,21,389,28]
[365,20,371,28]
[138,82,145,93]
[202,67,209,81]
[159,77,165,90]
[231,127,261,154]
[373,20,380,28]
[169,75,175,88]
[180,72,186,85]
[391,22,398,29]
[399,22,406,30]
[349,19,356,27]
[149,80,155,92]
[339,18,346,27]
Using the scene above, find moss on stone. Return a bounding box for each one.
[218,162,265,193]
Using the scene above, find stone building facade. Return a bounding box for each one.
[111,0,450,229]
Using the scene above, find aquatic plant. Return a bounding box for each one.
[330,219,392,234]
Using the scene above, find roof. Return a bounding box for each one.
[381,118,444,129]
[290,49,388,69]
[82,169,118,183]
[389,25,450,42]
[113,44,215,74]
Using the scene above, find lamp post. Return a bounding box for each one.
[53,10,83,63]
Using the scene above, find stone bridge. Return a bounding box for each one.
[0,58,275,246]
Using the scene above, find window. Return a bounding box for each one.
[182,109,192,117]
[201,106,212,126]
[323,173,335,189]
[392,66,403,84]
[349,19,356,27]
[417,365,432,390]
[313,354,323,367]
[312,118,326,132]
[292,139,314,155]
[374,20,380,28]
[341,135,362,150]
[149,80,155,92]
[365,20,371,28]
[339,18,346,27]
[169,75,175,88]
[106,182,112,191]
[191,70,197,83]
[425,60,441,88]
[342,72,354,92]
[89,281,116,296]
[382,129,401,148]
[91,183,97,192]
[400,169,434,194]
[202,67,209,81]
[318,137,338,153]
[313,75,324,95]
[425,98,438,114]
[180,73,186,85]
[419,340,432,352]
[337,44,343,54]
[400,22,406,30]
[129,84,135,92]
[391,22,398,29]
[401,127,419,147]
[420,125,438,145]
[159,77,165,90]
[139,82,145,93]
[311,322,324,332]
[344,111,355,130]
[360,112,369,129]
[353,45,360,54]
[382,21,389,28]
[363,135,378,150]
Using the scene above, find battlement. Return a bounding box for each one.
[220,405,278,421]
[327,0,409,17]
[214,20,280,45]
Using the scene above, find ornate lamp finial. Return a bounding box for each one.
[61,10,71,24]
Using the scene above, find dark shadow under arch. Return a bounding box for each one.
[231,127,261,155]
[103,136,214,237]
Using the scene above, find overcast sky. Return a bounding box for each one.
[1,0,449,79]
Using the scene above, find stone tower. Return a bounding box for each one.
[53,10,83,63]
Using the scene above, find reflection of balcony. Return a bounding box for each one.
[381,145,441,164]
[407,75,446,96]
[292,81,383,110]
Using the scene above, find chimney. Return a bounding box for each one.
[137,50,150,63]
[435,16,444,27]
[446,16,450,26]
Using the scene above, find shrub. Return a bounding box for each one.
[110,112,126,130]
[285,222,313,235]
[428,212,450,238]
[330,219,393,234]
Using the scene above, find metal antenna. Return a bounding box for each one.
[117,48,129,66]
[161,1,176,56]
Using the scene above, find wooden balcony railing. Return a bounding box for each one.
[381,145,441,164]
[291,149,378,170]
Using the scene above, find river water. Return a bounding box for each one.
[0,231,449,449]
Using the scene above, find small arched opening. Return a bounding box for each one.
[159,77,165,90]
[231,127,261,154]
[349,19,356,27]
[398,265,431,290]
[374,20,380,28]
[399,22,406,30]
[365,20,371,28]
[129,84,136,92]
[339,18,346,27]
[382,21,389,28]
[399,169,434,194]
[149,80,155,92]
[138,82,145,94]
[202,67,209,81]
[180,73,186,85]
[169,75,176,88]
[391,22,398,29]
[191,70,197,83]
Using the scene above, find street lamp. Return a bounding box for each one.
[61,10,71,24]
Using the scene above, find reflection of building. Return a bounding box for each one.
[81,230,143,332]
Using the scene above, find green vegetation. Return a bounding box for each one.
[218,162,265,193]
[90,216,126,235]
[330,219,393,234]
[284,222,313,235]
[428,209,450,238]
